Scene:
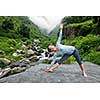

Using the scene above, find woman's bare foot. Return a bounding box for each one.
[82,72,87,78]
[44,67,53,73]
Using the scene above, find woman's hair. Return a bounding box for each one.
[48,47,52,52]
[48,44,55,52]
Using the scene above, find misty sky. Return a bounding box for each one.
[29,16,64,32]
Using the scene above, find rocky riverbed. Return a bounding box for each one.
[0,39,48,79]
[0,62,100,83]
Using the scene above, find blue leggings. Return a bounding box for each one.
[58,49,83,65]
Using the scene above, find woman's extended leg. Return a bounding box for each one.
[73,49,87,77]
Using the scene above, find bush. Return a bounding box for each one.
[79,24,92,36]
[84,50,100,65]
[62,34,100,65]
[26,39,32,45]
[0,61,8,68]
[76,34,100,52]
[7,39,17,46]
[66,20,93,37]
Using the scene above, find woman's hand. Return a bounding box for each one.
[60,24,63,29]
[45,67,53,72]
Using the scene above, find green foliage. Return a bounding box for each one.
[7,39,17,46]
[18,24,30,38]
[63,56,75,64]
[0,61,8,68]
[0,16,44,67]
[62,34,100,65]
[67,20,92,27]
[49,16,100,65]
[63,16,100,36]
[0,37,18,54]
[75,34,100,52]
[62,16,92,24]
[92,16,100,25]
[39,34,57,49]
[26,39,32,45]
[40,37,51,49]
[79,24,92,36]
[0,16,42,39]
[54,16,100,65]
[66,20,93,36]
[84,50,100,65]
[2,18,14,31]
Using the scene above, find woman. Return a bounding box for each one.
[45,23,87,78]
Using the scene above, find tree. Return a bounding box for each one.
[62,16,92,24]
[2,18,14,31]
[18,24,30,38]
[92,16,100,34]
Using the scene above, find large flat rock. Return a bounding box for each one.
[0,62,100,83]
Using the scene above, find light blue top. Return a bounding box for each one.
[51,29,75,65]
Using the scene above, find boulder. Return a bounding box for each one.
[19,58,30,64]
[0,67,11,78]
[9,67,26,75]
[19,63,27,68]
[22,59,30,64]
[12,52,18,57]
[9,62,20,68]
[16,50,25,54]
[27,49,35,55]
[9,59,29,69]
[0,58,11,65]
[29,56,39,62]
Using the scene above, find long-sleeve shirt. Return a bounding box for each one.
[51,29,75,65]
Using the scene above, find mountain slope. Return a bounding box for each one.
[0,16,42,39]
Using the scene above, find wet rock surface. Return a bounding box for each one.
[0,62,100,83]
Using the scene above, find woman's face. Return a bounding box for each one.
[48,45,56,52]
